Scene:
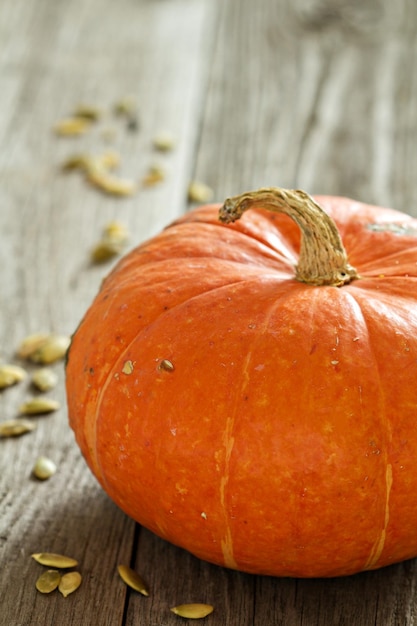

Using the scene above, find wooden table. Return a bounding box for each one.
[1,0,417,624]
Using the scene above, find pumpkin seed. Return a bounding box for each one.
[122,360,134,375]
[0,419,36,438]
[32,456,57,480]
[91,221,129,263]
[142,164,165,187]
[32,368,58,392]
[153,131,176,152]
[188,181,213,204]
[19,397,60,415]
[95,150,121,171]
[117,564,149,596]
[114,96,137,117]
[17,333,50,359]
[170,603,214,619]
[87,169,136,196]
[126,116,139,132]
[54,117,91,136]
[63,149,135,196]
[158,359,174,372]
[62,153,91,171]
[103,221,129,241]
[64,150,120,174]
[35,569,61,594]
[32,552,79,568]
[58,571,82,597]
[91,241,121,263]
[0,364,27,389]
[73,104,102,121]
[113,97,139,132]
[29,334,71,364]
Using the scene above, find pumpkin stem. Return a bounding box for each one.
[219,187,359,287]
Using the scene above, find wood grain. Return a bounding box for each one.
[195,0,417,214]
[1,0,417,624]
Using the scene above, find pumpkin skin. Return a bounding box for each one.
[66,189,417,577]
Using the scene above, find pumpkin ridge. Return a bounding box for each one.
[217,290,286,570]
[104,236,296,281]
[151,221,298,271]
[340,289,395,570]
[213,214,300,265]
[351,247,417,275]
[128,255,294,276]
[173,206,301,262]
[348,280,417,320]
[364,463,393,570]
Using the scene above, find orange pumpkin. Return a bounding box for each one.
[66,187,417,577]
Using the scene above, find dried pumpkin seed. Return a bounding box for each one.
[122,360,134,375]
[114,96,137,117]
[158,359,174,372]
[117,564,149,596]
[0,364,27,389]
[126,116,139,132]
[17,333,50,359]
[29,334,71,364]
[91,221,129,263]
[188,181,213,204]
[87,168,136,196]
[32,552,79,568]
[19,397,60,415]
[63,151,119,175]
[62,153,91,171]
[91,241,121,263]
[32,368,58,392]
[103,221,129,241]
[96,150,121,171]
[73,104,102,121]
[142,164,165,187]
[35,569,61,594]
[170,603,214,619]
[32,456,57,480]
[54,118,91,136]
[58,571,82,597]
[0,419,36,437]
[153,131,176,152]
[113,97,139,131]
[63,149,135,196]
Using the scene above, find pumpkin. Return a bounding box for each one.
[66,187,417,577]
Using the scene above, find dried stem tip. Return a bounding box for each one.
[219,187,359,287]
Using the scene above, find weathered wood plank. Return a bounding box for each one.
[194,0,417,216]
[254,559,417,625]
[0,0,217,624]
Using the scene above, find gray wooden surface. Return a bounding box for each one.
[1,0,417,624]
